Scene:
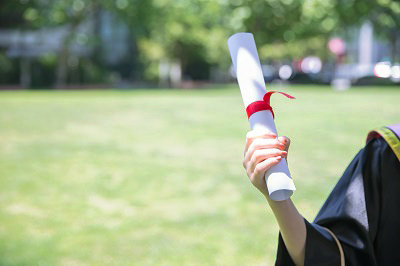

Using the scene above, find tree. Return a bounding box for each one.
[18,0,101,87]
[228,0,339,62]
[135,0,232,84]
[334,0,400,62]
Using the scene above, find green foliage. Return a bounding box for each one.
[136,0,232,79]
[0,52,17,84]
[20,0,93,28]
[333,0,400,61]
[335,0,400,29]
[259,37,329,61]
[2,0,400,84]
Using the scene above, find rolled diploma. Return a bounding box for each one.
[228,32,295,201]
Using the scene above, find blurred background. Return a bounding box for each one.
[1,0,400,88]
[0,1,399,266]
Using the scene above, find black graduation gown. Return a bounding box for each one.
[275,137,400,265]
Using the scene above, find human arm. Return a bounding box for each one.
[243,130,398,266]
[243,130,306,266]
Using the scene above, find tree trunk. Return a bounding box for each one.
[390,30,397,63]
[55,43,68,88]
[55,17,84,88]
[20,57,31,88]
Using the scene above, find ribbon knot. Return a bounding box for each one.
[246,91,295,119]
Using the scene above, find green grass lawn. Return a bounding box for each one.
[0,85,399,266]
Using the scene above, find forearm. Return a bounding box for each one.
[242,131,305,264]
[267,197,306,266]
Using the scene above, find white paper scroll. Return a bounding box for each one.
[228,32,295,201]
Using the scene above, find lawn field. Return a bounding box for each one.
[0,85,399,266]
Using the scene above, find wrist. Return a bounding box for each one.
[265,196,292,211]
[265,193,276,207]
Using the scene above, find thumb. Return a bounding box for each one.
[278,136,291,152]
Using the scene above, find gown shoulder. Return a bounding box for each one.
[275,137,400,265]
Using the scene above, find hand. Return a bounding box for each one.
[243,129,290,197]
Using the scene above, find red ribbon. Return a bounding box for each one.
[246,91,295,119]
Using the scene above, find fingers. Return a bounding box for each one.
[278,136,291,152]
[251,156,282,182]
[244,137,285,165]
[243,130,292,196]
[245,130,276,153]
[243,135,285,166]
[247,148,287,174]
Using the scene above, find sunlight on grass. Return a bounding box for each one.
[0,85,399,265]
